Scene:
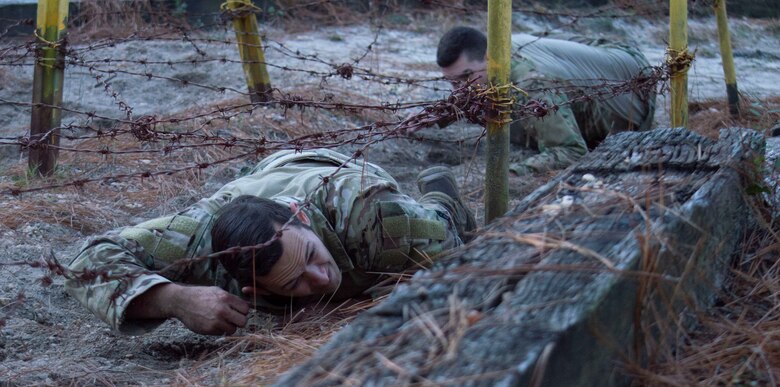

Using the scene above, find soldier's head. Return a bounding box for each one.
[437,26,488,85]
[211,195,341,298]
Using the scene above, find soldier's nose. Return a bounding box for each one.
[305,264,329,287]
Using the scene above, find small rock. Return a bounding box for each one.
[541,203,562,216]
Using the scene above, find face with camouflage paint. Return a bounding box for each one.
[253,224,342,298]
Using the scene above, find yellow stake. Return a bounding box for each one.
[223,0,273,103]
[29,0,69,176]
[668,0,690,128]
[485,0,512,223]
[714,0,740,117]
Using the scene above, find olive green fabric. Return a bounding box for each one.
[506,34,656,174]
[65,149,464,335]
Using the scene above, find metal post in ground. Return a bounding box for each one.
[29,0,69,176]
[669,0,690,128]
[714,0,740,117]
[223,0,273,103]
[484,0,511,223]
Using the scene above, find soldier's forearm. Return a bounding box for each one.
[125,282,182,321]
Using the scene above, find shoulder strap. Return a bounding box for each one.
[119,215,200,263]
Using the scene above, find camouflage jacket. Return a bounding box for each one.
[507,34,656,174]
[65,149,461,335]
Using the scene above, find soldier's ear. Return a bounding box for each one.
[289,202,311,226]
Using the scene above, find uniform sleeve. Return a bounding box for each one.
[65,235,172,335]
[342,187,463,273]
[65,211,229,335]
[510,85,588,174]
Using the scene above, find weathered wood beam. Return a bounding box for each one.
[276,128,763,387]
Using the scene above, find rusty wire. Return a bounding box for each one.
[0,0,674,299]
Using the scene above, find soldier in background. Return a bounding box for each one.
[436,26,656,175]
[66,149,476,336]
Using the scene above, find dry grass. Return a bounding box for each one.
[5,78,777,387]
[633,224,780,386]
[4,1,780,384]
[183,86,398,139]
[69,0,188,42]
[273,0,374,29]
[174,297,386,385]
[0,82,395,236]
[0,195,118,234]
[688,95,780,139]
[627,101,780,385]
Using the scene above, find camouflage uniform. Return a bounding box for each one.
[506,34,656,174]
[66,149,463,335]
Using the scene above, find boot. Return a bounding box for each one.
[417,166,477,242]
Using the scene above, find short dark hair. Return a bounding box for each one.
[437,26,487,68]
[211,195,304,287]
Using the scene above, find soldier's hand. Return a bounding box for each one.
[171,286,250,336]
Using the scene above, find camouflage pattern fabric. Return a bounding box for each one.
[507,34,656,174]
[65,149,463,335]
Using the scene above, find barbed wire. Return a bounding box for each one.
[0,1,676,203]
[0,1,716,352]
[0,58,669,198]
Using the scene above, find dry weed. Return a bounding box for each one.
[634,224,780,386]
[69,0,188,42]
[175,297,384,385]
[689,95,780,138]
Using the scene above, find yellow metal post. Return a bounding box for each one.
[668,0,690,128]
[29,0,69,176]
[484,0,511,223]
[224,0,272,103]
[714,0,740,117]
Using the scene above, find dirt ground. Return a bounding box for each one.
[1,7,779,386]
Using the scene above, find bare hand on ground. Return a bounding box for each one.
[127,283,250,336]
[171,286,250,335]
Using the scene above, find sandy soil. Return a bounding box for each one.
[0,10,779,386]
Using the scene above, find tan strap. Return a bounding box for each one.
[381,216,447,241]
[118,214,200,262]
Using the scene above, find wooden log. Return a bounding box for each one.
[275,127,764,387]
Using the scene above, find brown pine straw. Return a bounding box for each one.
[628,222,780,386]
[0,84,387,233]
[688,95,780,139]
[171,296,389,386]
[69,0,188,42]
[1,9,777,382]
